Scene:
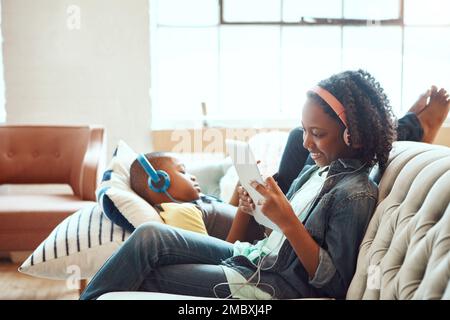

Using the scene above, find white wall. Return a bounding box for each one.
[2,0,152,156]
[0,2,5,123]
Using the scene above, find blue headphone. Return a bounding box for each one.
[136,153,171,193]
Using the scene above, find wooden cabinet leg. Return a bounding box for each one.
[79,279,87,296]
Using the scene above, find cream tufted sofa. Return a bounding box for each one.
[98,141,450,300]
[347,141,450,299]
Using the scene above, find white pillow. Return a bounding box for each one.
[96,140,163,231]
[247,131,289,178]
[19,204,131,280]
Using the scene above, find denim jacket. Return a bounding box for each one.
[222,158,378,299]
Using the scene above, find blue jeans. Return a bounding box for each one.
[80,222,234,300]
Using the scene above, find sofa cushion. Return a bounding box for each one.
[0,194,94,214]
[0,194,96,251]
[347,141,450,299]
[179,153,231,198]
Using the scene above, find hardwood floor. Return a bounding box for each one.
[0,258,79,300]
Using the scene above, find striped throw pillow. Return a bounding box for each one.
[19,204,131,280]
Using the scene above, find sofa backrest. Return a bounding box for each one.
[0,125,106,200]
[347,141,450,299]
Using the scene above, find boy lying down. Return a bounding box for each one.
[127,152,265,242]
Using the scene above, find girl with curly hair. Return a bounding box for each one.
[305,69,396,172]
[80,70,427,300]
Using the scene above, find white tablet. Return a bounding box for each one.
[225,139,281,232]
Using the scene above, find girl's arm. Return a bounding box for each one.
[281,218,320,279]
[251,178,320,279]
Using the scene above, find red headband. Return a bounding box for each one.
[309,86,348,128]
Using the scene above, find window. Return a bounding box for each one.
[150,0,450,129]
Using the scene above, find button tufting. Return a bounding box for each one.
[7,151,13,158]
[55,151,60,158]
[32,151,39,158]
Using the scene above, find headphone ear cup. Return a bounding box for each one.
[343,128,351,146]
[148,170,171,193]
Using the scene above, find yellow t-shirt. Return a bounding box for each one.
[158,202,208,235]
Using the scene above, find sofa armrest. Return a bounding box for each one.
[80,126,106,201]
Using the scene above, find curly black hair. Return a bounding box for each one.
[307,70,397,172]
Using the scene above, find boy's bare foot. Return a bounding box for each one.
[417,86,450,143]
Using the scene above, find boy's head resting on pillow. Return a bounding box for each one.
[130,152,202,206]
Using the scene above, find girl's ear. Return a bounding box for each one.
[344,128,363,149]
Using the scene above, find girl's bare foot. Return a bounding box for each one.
[417,86,450,143]
[408,88,432,115]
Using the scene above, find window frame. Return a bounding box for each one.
[219,0,405,26]
[150,0,450,129]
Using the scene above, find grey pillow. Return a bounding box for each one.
[186,158,232,199]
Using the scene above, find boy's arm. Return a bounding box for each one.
[226,182,266,243]
[225,207,252,243]
[228,181,240,206]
